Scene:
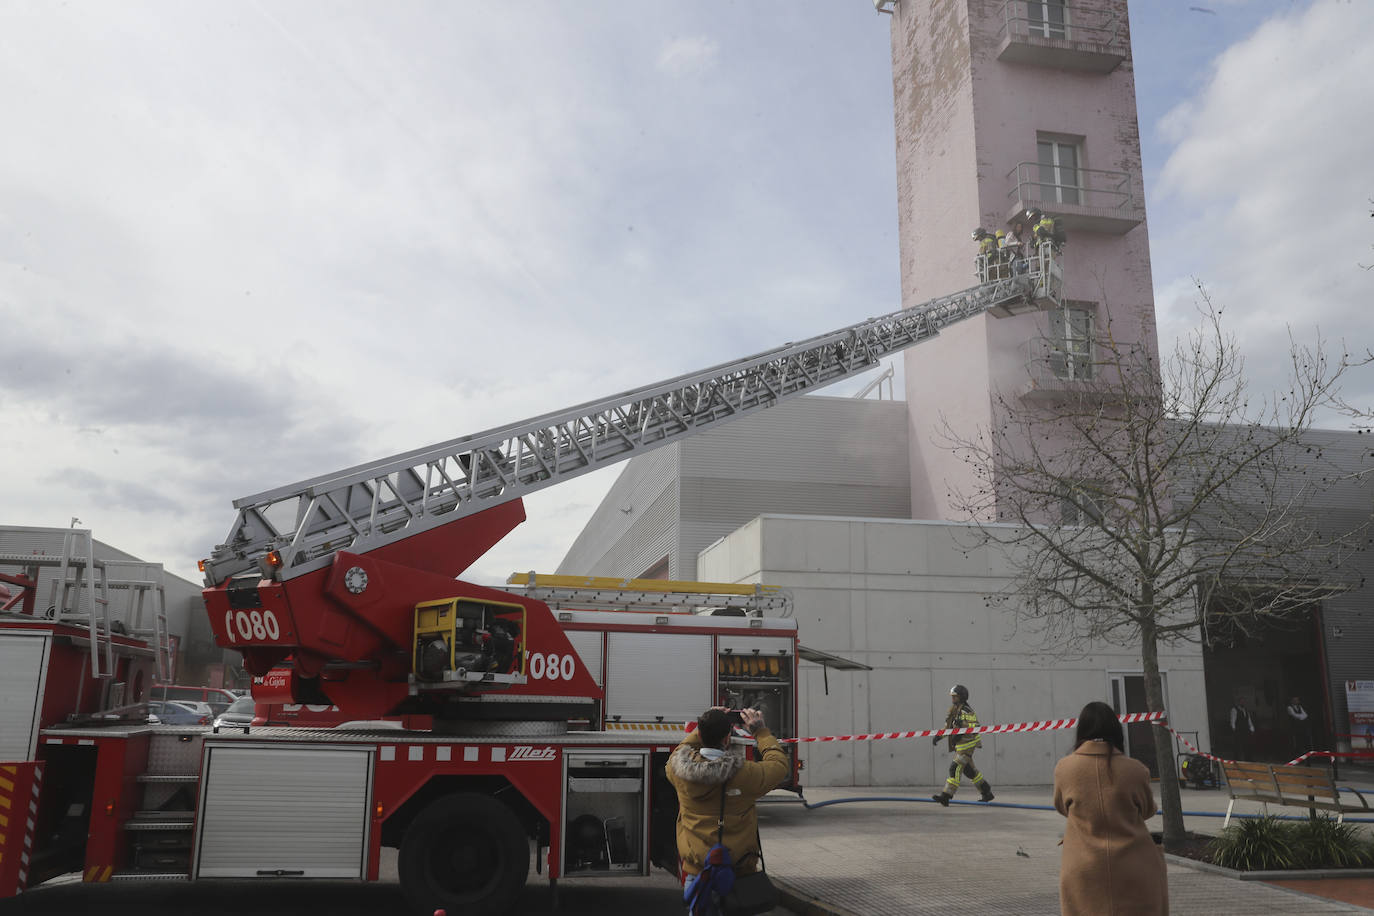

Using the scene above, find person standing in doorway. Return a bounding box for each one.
[1230,696,1256,760]
[931,684,995,805]
[1286,696,1312,757]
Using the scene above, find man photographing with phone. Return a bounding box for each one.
[668,706,789,914]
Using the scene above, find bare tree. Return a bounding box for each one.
[1363,199,1373,271]
[943,285,1370,850]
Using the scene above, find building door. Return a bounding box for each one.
[1110,671,1169,777]
[1202,605,1328,762]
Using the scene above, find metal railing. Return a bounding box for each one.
[1019,333,1096,389]
[999,0,1122,49]
[853,364,896,400]
[1007,161,1138,214]
[974,240,1064,297]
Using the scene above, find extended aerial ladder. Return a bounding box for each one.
[202,250,1062,597]
[200,250,1061,706]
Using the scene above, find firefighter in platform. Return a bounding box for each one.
[992,230,1009,279]
[972,228,997,282]
[1029,208,1061,250]
[931,684,995,805]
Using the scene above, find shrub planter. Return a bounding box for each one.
[1165,853,1374,882]
[1163,815,1374,880]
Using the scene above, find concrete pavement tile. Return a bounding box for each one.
[760,786,1372,915]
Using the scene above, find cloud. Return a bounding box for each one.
[656,36,721,76]
[0,3,917,586]
[1149,1,1374,415]
[52,467,183,514]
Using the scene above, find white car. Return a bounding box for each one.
[213,695,257,730]
[173,700,214,719]
[146,700,211,726]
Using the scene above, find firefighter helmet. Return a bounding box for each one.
[972,227,988,240]
[949,684,969,703]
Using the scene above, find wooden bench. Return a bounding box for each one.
[1220,760,1371,827]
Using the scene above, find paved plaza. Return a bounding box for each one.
[9,776,1372,914]
[762,781,1374,915]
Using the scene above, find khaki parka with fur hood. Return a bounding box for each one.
[666,726,790,876]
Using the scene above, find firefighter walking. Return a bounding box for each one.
[931,684,995,805]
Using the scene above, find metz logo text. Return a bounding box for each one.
[507,746,557,761]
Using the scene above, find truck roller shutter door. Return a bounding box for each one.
[0,633,51,761]
[605,633,712,723]
[194,744,372,878]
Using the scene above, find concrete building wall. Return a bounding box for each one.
[558,396,910,581]
[888,0,1158,520]
[1185,426,1374,749]
[558,444,681,578]
[699,514,1209,787]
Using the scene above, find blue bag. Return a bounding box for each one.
[684,842,735,915]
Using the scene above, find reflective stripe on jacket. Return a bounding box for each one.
[945,703,982,753]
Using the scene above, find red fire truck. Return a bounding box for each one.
[0,259,1060,913]
[253,574,809,786]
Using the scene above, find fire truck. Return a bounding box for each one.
[256,574,809,790]
[0,248,1061,913]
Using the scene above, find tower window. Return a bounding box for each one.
[1049,306,1093,381]
[1028,0,1070,40]
[1059,481,1104,527]
[1038,138,1081,205]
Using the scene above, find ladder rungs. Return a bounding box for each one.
[204,247,1065,588]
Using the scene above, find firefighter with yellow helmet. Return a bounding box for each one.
[971,227,998,282]
[1028,208,1061,249]
[931,684,995,805]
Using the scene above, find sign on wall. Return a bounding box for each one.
[1345,680,1374,748]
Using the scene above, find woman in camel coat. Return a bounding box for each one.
[1053,701,1168,915]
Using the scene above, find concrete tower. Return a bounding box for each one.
[885,0,1157,520]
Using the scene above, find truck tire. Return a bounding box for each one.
[398,792,529,916]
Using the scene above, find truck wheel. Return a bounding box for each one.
[398,792,529,916]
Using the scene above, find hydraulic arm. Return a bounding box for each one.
[201,252,1061,715]
[202,257,1061,590]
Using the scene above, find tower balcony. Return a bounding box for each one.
[1014,335,1109,403]
[995,1,1126,73]
[1005,162,1145,235]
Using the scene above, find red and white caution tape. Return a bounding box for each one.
[777,710,1165,745]
[1167,727,1233,765]
[1166,726,1338,768]
[718,713,1349,769]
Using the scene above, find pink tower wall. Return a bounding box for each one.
[888,0,1159,521]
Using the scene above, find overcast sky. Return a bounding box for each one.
[2,1,1370,587]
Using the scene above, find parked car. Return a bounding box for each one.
[147,700,211,726]
[213,695,256,730]
[150,684,238,716]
